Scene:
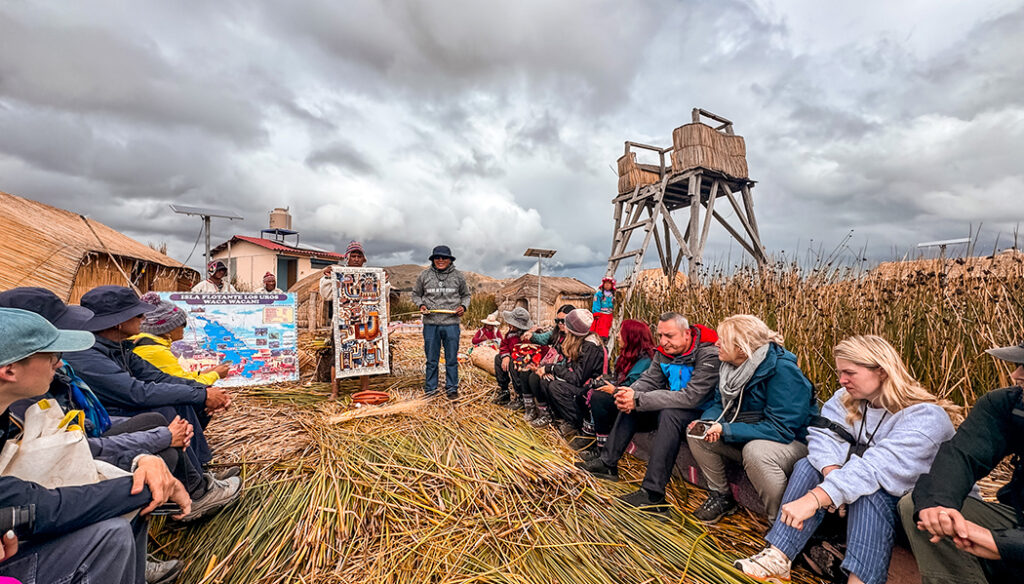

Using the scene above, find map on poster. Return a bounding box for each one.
[159,292,299,387]
[330,266,390,379]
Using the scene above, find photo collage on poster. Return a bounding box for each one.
[331,266,390,378]
[160,292,299,387]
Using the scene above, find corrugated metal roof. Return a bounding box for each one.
[214,235,346,260]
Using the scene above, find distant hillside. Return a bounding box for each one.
[384,264,507,296]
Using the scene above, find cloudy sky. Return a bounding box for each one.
[1,0,1022,282]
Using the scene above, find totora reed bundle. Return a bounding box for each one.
[149,359,778,583]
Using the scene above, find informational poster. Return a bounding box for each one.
[160,292,300,387]
[330,267,391,379]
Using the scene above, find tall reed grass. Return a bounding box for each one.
[624,254,1024,407]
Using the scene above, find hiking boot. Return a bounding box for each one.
[492,391,511,406]
[179,476,243,523]
[522,404,539,423]
[575,456,618,481]
[620,488,671,514]
[446,391,460,401]
[577,443,601,462]
[693,490,737,524]
[213,466,241,480]
[733,546,791,583]
[530,409,552,428]
[568,433,596,451]
[146,558,183,584]
[506,395,524,411]
[556,420,577,438]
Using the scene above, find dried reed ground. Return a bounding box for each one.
[149,332,807,584]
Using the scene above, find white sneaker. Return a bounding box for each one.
[733,546,791,583]
[178,475,243,522]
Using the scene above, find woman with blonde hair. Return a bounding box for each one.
[688,314,817,523]
[734,335,961,584]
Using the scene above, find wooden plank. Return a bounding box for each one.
[658,203,692,258]
[740,184,763,242]
[721,187,768,262]
[619,219,652,233]
[711,210,758,258]
[687,174,701,276]
[609,249,642,262]
[696,180,720,258]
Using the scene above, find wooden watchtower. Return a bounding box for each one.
[605,108,767,305]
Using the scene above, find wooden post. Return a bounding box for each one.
[687,174,702,277]
[330,366,338,399]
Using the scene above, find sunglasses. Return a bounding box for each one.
[554,319,565,324]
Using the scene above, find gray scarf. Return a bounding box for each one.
[714,343,771,423]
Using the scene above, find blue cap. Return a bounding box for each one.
[78,286,156,332]
[0,308,96,366]
[0,287,95,329]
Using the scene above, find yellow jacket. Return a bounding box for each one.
[131,332,221,386]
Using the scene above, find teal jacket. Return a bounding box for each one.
[702,343,816,444]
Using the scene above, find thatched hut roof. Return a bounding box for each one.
[870,250,1024,280]
[495,274,594,306]
[0,191,199,300]
[628,268,688,291]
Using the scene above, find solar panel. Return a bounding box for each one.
[169,204,244,220]
[524,248,557,258]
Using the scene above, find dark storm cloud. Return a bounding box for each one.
[306,142,378,175]
[0,0,1021,284]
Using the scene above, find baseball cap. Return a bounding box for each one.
[0,308,95,366]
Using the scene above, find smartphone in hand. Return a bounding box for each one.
[686,421,712,440]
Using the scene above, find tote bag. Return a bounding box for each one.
[0,399,130,488]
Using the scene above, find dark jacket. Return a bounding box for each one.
[0,412,150,539]
[550,336,606,388]
[63,335,207,413]
[701,343,816,444]
[7,363,173,470]
[914,386,1024,563]
[632,324,721,412]
[411,264,472,326]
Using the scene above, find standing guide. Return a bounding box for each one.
[411,245,471,400]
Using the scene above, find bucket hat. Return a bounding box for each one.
[429,245,455,261]
[0,308,96,366]
[0,287,95,329]
[986,340,1024,365]
[78,286,156,332]
[481,311,501,326]
[501,307,534,330]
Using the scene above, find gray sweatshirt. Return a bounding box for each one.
[631,325,720,412]
[808,388,956,506]
[411,265,472,326]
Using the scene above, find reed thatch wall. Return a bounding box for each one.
[616,152,662,194]
[670,123,749,179]
[0,190,200,302]
[495,274,593,324]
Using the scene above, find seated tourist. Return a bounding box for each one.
[0,287,196,491]
[531,309,606,436]
[493,307,533,407]
[734,335,961,584]
[62,286,242,520]
[0,308,190,584]
[900,338,1024,584]
[583,318,657,459]
[688,314,816,523]
[579,312,720,512]
[520,304,573,421]
[472,312,502,347]
[132,292,231,386]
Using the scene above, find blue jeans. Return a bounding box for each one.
[423,324,460,394]
[766,458,899,584]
